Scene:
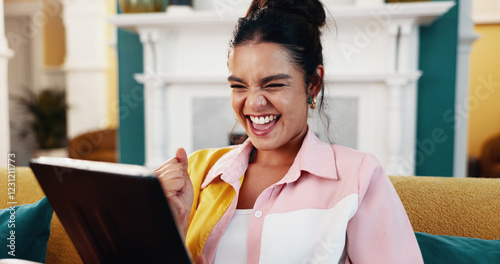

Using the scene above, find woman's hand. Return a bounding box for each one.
[153,148,194,236]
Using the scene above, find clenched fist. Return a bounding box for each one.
[153,148,194,236]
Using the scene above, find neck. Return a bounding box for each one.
[251,129,307,166]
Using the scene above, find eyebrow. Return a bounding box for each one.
[227,74,291,85]
[227,76,244,83]
[261,74,291,85]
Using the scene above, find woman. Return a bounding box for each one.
[154,0,423,263]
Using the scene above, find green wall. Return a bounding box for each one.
[117,28,145,165]
[416,0,458,176]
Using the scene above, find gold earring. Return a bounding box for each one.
[308,95,316,110]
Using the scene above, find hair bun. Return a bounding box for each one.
[246,0,326,28]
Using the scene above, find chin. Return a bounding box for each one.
[247,137,280,151]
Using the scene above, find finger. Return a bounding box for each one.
[176,148,188,170]
[162,178,186,196]
[158,175,187,197]
[153,156,180,172]
[155,163,184,176]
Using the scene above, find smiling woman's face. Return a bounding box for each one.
[228,42,312,152]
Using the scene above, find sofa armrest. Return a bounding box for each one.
[0,167,83,264]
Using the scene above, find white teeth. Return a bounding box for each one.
[250,115,278,125]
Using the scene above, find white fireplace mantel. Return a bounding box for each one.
[110,2,453,29]
[109,1,454,175]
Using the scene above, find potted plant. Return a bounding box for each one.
[14,88,68,157]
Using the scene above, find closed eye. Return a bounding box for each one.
[230,84,246,89]
[266,83,285,88]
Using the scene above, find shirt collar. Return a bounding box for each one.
[201,126,338,189]
[201,140,253,189]
[279,127,338,184]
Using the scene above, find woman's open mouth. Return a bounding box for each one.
[248,114,281,136]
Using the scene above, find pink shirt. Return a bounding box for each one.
[186,127,423,263]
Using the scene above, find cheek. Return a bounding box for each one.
[231,93,244,117]
[279,91,307,114]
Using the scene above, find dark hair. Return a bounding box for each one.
[229,0,333,143]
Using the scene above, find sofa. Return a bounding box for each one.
[1,167,499,263]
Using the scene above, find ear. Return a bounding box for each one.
[307,65,324,97]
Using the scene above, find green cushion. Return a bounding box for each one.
[0,197,53,262]
[416,232,500,264]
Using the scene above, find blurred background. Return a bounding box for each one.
[0,0,498,178]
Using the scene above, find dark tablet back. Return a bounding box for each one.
[30,157,192,264]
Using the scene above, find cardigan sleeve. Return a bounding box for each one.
[345,154,423,264]
[185,147,234,261]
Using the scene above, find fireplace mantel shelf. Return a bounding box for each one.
[108,1,454,32]
[134,71,422,86]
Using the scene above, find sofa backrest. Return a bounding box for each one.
[390,176,500,240]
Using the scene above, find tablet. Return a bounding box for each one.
[30,157,193,264]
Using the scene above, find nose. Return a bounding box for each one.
[248,93,268,110]
[257,95,267,108]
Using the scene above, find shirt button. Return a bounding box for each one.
[254,211,263,218]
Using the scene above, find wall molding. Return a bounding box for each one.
[134,72,422,86]
[453,0,479,177]
[472,13,500,25]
